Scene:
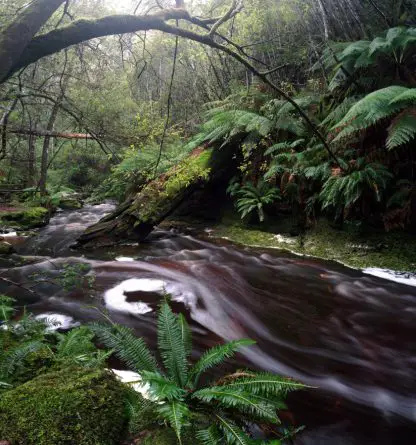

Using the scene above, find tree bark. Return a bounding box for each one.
[5,9,192,80]
[39,100,61,195]
[27,133,36,187]
[0,0,65,83]
[8,129,93,139]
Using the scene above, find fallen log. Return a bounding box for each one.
[76,145,238,248]
[8,128,94,139]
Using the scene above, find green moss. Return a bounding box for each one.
[140,429,178,445]
[213,217,416,272]
[0,367,128,445]
[0,241,14,254]
[132,149,212,225]
[59,198,82,209]
[0,206,49,229]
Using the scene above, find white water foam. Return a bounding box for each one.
[35,313,80,331]
[363,268,416,287]
[111,369,152,398]
[104,278,166,315]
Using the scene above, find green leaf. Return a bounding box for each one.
[196,425,223,445]
[189,339,255,387]
[157,400,190,444]
[90,323,157,373]
[141,371,186,400]
[158,302,188,387]
[218,372,306,397]
[214,415,253,445]
[193,387,280,423]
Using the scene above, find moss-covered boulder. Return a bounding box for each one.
[0,241,14,254]
[0,207,49,229]
[77,146,238,248]
[0,367,127,445]
[59,196,83,210]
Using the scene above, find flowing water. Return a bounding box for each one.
[1,204,416,444]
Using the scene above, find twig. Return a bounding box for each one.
[154,27,180,176]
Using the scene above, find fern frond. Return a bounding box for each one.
[217,372,305,397]
[90,323,157,373]
[193,387,280,423]
[387,109,416,148]
[157,400,190,444]
[0,341,45,377]
[196,425,223,445]
[189,339,255,387]
[214,415,252,445]
[158,302,188,387]
[141,370,186,400]
[178,314,192,359]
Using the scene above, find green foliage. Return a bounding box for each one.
[0,367,127,445]
[0,298,108,388]
[91,141,192,203]
[331,86,416,149]
[321,27,416,93]
[228,181,280,222]
[320,159,393,214]
[0,206,49,229]
[92,301,305,445]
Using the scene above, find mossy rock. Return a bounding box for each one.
[59,198,82,210]
[0,241,14,254]
[0,207,49,229]
[0,367,128,445]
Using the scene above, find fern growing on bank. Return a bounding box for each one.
[91,301,305,445]
[0,296,109,389]
[331,86,416,149]
[320,158,393,215]
[227,180,280,222]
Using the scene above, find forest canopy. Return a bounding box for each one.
[0,0,415,231]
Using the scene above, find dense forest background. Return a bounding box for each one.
[1,0,416,233]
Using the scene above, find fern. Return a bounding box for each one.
[193,387,279,423]
[91,301,304,444]
[230,181,280,222]
[331,86,416,149]
[90,323,157,373]
[157,400,190,444]
[158,302,188,387]
[196,425,224,445]
[189,339,255,387]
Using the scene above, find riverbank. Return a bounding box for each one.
[210,218,416,273]
[160,214,416,273]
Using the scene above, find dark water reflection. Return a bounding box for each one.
[2,205,416,444]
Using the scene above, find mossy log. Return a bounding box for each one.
[77,147,237,248]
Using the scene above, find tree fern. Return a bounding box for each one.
[331,86,416,149]
[387,109,416,149]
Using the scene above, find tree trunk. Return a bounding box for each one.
[0,0,65,83]
[39,101,61,195]
[27,134,36,187]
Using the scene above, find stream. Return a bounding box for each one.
[1,203,416,445]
